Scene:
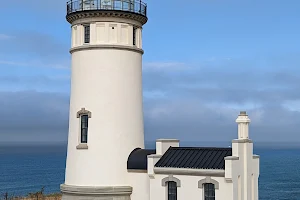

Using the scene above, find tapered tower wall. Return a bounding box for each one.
[62,1,148,199]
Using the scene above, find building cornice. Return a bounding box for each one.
[70,44,144,54]
[71,17,144,28]
[77,108,92,118]
[224,156,239,161]
[67,10,148,26]
[60,184,132,195]
[127,169,148,173]
[148,154,162,158]
[156,139,180,143]
[154,167,225,177]
[76,144,88,150]
[198,177,220,189]
[162,175,181,187]
[232,139,253,143]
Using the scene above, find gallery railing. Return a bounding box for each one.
[67,0,147,17]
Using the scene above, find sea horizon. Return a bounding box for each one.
[1,140,300,149]
[1,143,300,199]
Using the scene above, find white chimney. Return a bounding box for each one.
[156,139,179,155]
[236,111,251,139]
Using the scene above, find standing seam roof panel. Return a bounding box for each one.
[155,147,232,170]
[182,149,199,168]
[204,150,222,169]
[176,149,193,168]
[195,150,213,169]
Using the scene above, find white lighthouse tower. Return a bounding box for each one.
[61,0,148,199]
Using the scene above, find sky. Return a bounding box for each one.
[1,0,300,144]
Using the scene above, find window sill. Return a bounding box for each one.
[76,144,88,150]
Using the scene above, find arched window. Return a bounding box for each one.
[167,181,177,200]
[198,177,219,200]
[77,108,92,146]
[80,114,89,143]
[162,176,180,200]
[204,183,215,200]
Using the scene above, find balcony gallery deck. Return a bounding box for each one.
[67,0,147,16]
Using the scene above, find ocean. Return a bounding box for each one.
[0,143,300,200]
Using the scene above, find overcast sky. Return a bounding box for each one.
[1,0,300,144]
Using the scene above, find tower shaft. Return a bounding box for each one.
[62,1,148,199]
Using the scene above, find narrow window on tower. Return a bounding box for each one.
[84,24,90,44]
[133,27,137,46]
[76,108,91,149]
[81,114,89,143]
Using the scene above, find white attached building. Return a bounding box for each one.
[127,111,260,200]
[61,1,260,200]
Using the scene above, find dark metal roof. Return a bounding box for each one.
[127,148,156,170]
[155,147,232,170]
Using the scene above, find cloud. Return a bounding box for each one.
[0,91,69,143]
[144,62,189,71]
[0,60,70,70]
[1,59,300,143]
[143,59,300,104]
[0,58,299,144]
[0,31,69,59]
[0,31,70,75]
[0,34,13,40]
[142,59,300,142]
[0,75,70,91]
[1,0,65,14]
[144,98,300,143]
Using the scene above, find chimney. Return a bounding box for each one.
[156,139,179,155]
[236,111,251,139]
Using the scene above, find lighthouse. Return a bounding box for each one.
[60,1,261,200]
[61,0,148,199]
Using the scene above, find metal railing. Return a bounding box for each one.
[67,0,147,16]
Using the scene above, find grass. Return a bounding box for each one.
[1,187,62,200]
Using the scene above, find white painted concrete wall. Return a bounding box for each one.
[149,174,233,200]
[71,22,142,48]
[156,139,179,155]
[64,48,145,186]
[129,172,150,200]
[225,112,260,200]
[226,142,260,200]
